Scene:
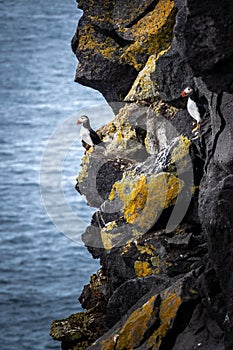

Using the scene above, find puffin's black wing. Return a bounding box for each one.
[192,92,207,117]
[89,128,102,145]
[196,99,206,117]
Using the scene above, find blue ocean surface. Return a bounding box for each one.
[0,1,113,349]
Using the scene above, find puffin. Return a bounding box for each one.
[181,86,205,133]
[76,115,102,150]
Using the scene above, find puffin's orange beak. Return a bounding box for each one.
[181,91,187,97]
[77,119,81,125]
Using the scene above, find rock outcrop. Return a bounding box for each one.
[72,0,177,102]
[51,0,233,349]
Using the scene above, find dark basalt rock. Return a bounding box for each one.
[105,275,169,328]
[76,155,129,208]
[178,3,233,346]
[173,304,224,350]
[151,1,194,103]
[151,43,194,103]
[74,53,138,102]
[197,90,233,349]
[183,0,233,93]
[72,12,138,102]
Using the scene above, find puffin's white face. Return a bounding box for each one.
[77,115,89,125]
[181,86,194,97]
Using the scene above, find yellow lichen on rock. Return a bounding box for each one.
[78,24,120,60]
[124,55,159,102]
[151,255,163,272]
[171,135,191,164]
[133,243,170,277]
[171,135,191,172]
[146,291,181,348]
[109,172,183,232]
[101,104,147,161]
[134,260,154,277]
[76,153,90,184]
[105,221,118,231]
[125,48,171,103]
[120,0,176,70]
[100,228,124,250]
[113,288,181,350]
[135,242,156,256]
[112,105,139,146]
[109,174,148,223]
[77,0,176,70]
[152,99,179,118]
[115,123,136,148]
[115,295,158,349]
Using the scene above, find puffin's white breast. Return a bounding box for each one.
[80,125,94,146]
[187,98,201,123]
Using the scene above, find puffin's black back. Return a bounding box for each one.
[89,128,102,145]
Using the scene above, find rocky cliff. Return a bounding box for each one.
[51,0,233,349]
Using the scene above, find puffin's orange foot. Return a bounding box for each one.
[192,122,201,133]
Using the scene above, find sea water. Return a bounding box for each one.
[0,1,113,349]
